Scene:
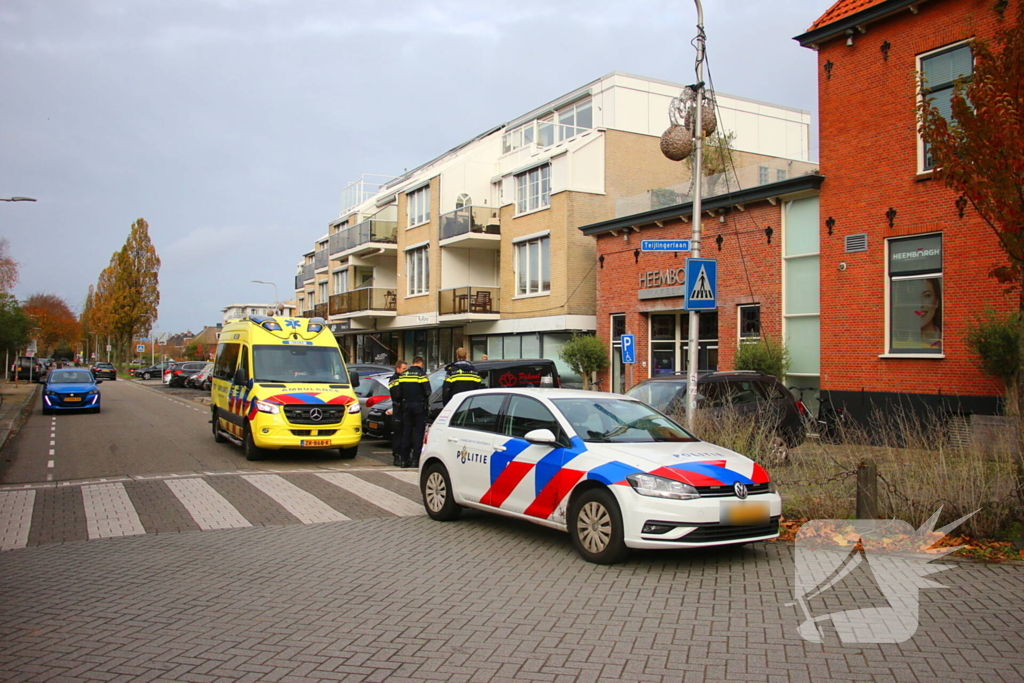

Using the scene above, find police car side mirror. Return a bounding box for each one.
[233,367,247,386]
[524,428,559,446]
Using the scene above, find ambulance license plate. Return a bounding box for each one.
[301,439,331,448]
[64,397,82,402]
[719,500,769,526]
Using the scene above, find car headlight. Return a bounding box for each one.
[254,399,280,414]
[44,390,57,396]
[346,402,360,414]
[626,473,700,500]
[87,389,99,395]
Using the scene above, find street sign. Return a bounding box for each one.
[641,239,690,252]
[139,337,149,342]
[684,258,718,311]
[136,344,145,352]
[106,344,112,351]
[621,334,636,364]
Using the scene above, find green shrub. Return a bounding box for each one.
[733,335,790,380]
[965,308,1021,414]
[558,334,609,390]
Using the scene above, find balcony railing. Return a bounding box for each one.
[313,303,328,319]
[439,206,501,241]
[329,219,398,256]
[438,286,500,316]
[328,288,398,316]
[314,249,328,270]
[294,263,315,289]
[302,309,314,318]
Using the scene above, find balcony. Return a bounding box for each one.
[314,249,328,270]
[302,309,314,318]
[438,286,500,320]
[329,219,398,257]
[314,303,328,319]
[439,206,501,249]
[328,288,398,317]
[294,263,315,289]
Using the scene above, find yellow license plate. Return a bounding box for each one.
[64,397,82,402]
[720,500,769,526]
[301,439,331,447]
[368,422,379,430]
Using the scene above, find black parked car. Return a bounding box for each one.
[133,361,174,380]
[91,362,117,381]
[185,362,214,390]
[363,358,561,441]
[624,370,806,455]
[165,361,208,388]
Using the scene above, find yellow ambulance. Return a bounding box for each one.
[210,315,361,460]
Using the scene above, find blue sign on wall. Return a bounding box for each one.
[621,334,636,364]
[684,258,717,311]
[641,239,690,252]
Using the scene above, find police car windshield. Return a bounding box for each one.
[252,345,348,383]
[551,397,697,443]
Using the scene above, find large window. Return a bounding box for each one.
[920,43,972,170]
[502,99,593,153]
[739,304,761,340]
[889,234,942,354]
[515,235,550,296]
[406,245,429,296]
[555,99,592,143]
[407,185,431,227]
[332,269,348,294]
[318,282,328,304]
[650,312,718,375]
[515,164,550,215]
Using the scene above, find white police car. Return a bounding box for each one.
[419,388,782,564]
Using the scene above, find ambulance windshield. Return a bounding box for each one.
[252,345,348,384]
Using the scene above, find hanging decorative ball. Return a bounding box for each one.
[660,125,694,161]
[701,99,717,136]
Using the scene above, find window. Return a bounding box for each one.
[451,394,506,433]
[515,164,550,214]
[920,43,973,170]
[407,185,431,227]
[777,169,787,182]
[648,312,719,376]
[332,269,348,294]
[555,99,593,143]
[503,396,560,439]
[406,245,429,296]
[888,234,942,354]
[758,167,769,184]
[213,343,241,380]
[515,235,550,296]
[318,282,328,304]
[739,304,761,339]
[455,193,471,209]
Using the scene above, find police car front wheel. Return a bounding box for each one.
[422,462,461,521]
[569,488,629,564]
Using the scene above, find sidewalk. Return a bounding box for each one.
[0,381,41,451]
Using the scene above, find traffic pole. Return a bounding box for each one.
[685,0,706,434]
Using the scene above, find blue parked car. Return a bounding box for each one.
[42,368,103,415]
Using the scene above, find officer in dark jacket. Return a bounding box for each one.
[397,356,432,468]
[387,360,408,467]
[442,347,482,406]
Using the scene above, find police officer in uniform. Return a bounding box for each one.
[442,347,482,406]
[397,356,431,468]
[387,360,408,467]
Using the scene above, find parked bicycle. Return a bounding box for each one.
[788,386,849,444]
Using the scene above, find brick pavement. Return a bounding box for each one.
[0,510,1022,682]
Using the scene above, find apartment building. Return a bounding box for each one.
[222,302,297,325]
[294,72,811,381]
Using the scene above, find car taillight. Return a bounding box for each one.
[366,395,388,408]
[175,370,183,375]
[795,400,807,417]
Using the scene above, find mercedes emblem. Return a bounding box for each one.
[309,408,323,422]
[734,482,748,499]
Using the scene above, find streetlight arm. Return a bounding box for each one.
[0,197,37,202]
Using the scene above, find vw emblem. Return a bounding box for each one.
[734,482,748,499]
[309,408,323,422]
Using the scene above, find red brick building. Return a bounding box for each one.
[796,0,1016,419]
[581,174,824,401]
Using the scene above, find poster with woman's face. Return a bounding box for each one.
[891,277,942,351]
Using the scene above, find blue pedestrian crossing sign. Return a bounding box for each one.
[684,258,718,311]
[621,334,636,364]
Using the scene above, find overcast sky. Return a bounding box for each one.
[0,0,835,337]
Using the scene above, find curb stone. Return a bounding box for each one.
[1,384,41,451]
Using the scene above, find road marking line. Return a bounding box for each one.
[387,470,420,487]
[241,474,349,524]
[165,478,251,530]
[0,490,36,551]
[316,473,424,517]
[50,441,55,446]
[47,461,54,468]
[49,449,54,456]
[81,482,146,539]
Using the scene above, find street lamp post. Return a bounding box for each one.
[0,197,37,202]
[685,0,707,434]
[251,280,279,315]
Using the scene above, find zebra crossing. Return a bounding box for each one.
[0,469,424,551]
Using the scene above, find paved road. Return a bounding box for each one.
[1,379,1023,681]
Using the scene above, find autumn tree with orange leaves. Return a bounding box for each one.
[918,5,1024,505]
[23,294,80,356]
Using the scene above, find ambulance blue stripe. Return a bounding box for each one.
[587,461,644,485]
[668,462,754,485]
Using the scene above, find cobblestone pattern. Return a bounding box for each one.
[0,515,1021,682]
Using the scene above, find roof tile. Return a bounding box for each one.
[808,0,890,31]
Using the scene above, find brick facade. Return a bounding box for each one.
[802,0,1016,416]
